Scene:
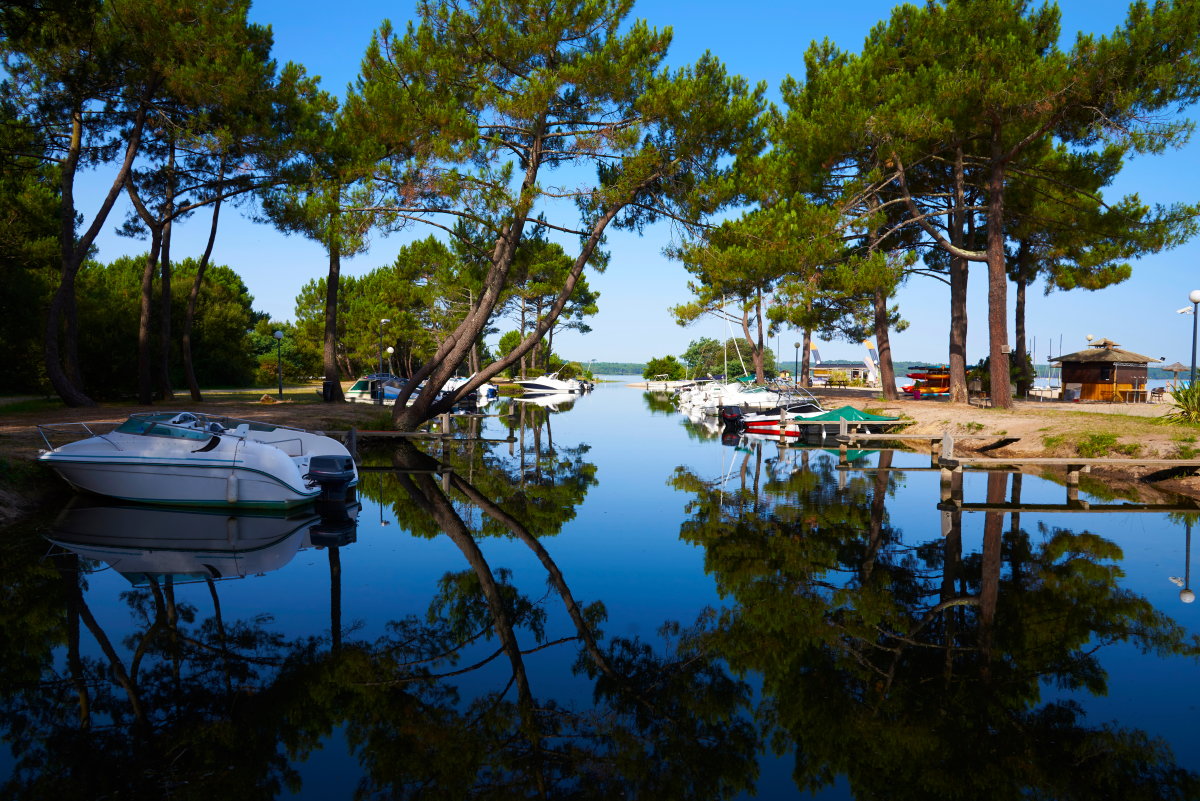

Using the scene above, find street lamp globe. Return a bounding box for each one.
[386,347,394,354]
[1086,334,1094,343]
[273,331,284,340]
[794,342,801,349]
[1182,589,1196,603]
[1190,290,1200,304]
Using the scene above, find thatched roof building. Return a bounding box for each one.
[1049,339,1160,402]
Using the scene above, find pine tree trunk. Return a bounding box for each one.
[754,289,765,384]
[948,144,969,404]
[1014,239,1030,398]
[138,231,163,405]
[520,297,527,379]
[183,176,224,402]
[873,286,897,400]
[800,327,812,388]
[159,139,176,401]
[64,290,84,391]
[986,127,1012,409]
[323,210,346,401]
[183,167,225,401]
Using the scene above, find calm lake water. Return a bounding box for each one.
[3,377,1199,799]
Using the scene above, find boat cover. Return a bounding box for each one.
[803,407,899,423]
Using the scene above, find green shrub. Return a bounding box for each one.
[1166,382,1200,425]
[643,355,685,381]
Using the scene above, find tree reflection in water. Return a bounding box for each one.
[4,412,1199,799]
[0,416,757,799]
[672,443,1200,799]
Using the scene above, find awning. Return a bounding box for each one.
[805,407,899,423]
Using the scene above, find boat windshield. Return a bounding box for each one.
[116,413,217,440]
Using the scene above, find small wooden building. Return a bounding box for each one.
[1050,338,1160,402]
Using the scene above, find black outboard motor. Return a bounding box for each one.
[719,406,744,427]
[304,455,356,503]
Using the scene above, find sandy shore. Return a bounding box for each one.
[806,387,1200,502]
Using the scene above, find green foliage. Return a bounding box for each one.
[681,337,777,379]
[248,318,319,385]
[1043,434,1066,450]
[643,355,685,381]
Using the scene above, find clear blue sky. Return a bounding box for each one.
[75,0,1200,367]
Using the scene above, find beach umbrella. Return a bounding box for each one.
[1163,361,1190,389]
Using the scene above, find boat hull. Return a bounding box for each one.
[44,457,325,508]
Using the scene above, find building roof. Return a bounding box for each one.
[1050,340,1160,364]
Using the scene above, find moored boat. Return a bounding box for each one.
[38,412,358,509]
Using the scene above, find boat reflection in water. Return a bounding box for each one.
[46,496,360,584]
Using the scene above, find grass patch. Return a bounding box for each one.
[498,384,524,397]
[360,411,396,431]
[962,421,984,433]
[0,398,67,415]
[1076,433,1118,458]
[1042,434,1066,449]
[1172,433,1197,443]
[1175,444,1198,459]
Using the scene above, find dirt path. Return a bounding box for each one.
[809,389,1200,501]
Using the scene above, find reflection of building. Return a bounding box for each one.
[1049,338,1160,402]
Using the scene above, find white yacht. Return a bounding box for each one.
[38,412,358,509]
[513,371,578,395]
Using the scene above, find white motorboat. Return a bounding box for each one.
[46,498,362,584]
[739,390,826,433]
[38,412,358,509]
[513,371,578,395]
[343,373,404,403]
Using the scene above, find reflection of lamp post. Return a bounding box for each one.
[1183,518,1195,604]
[273,331,284,399]
[379,473,390,527]
[794,342,801,387]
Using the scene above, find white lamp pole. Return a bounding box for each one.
[1190,290,1200,385]
[273,331,284,399]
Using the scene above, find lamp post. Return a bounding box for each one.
[1190,290,1200,385]
[794,342,801,387]
[386,346,395,375]
[379,319,391,375]
[273,331,284,399]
